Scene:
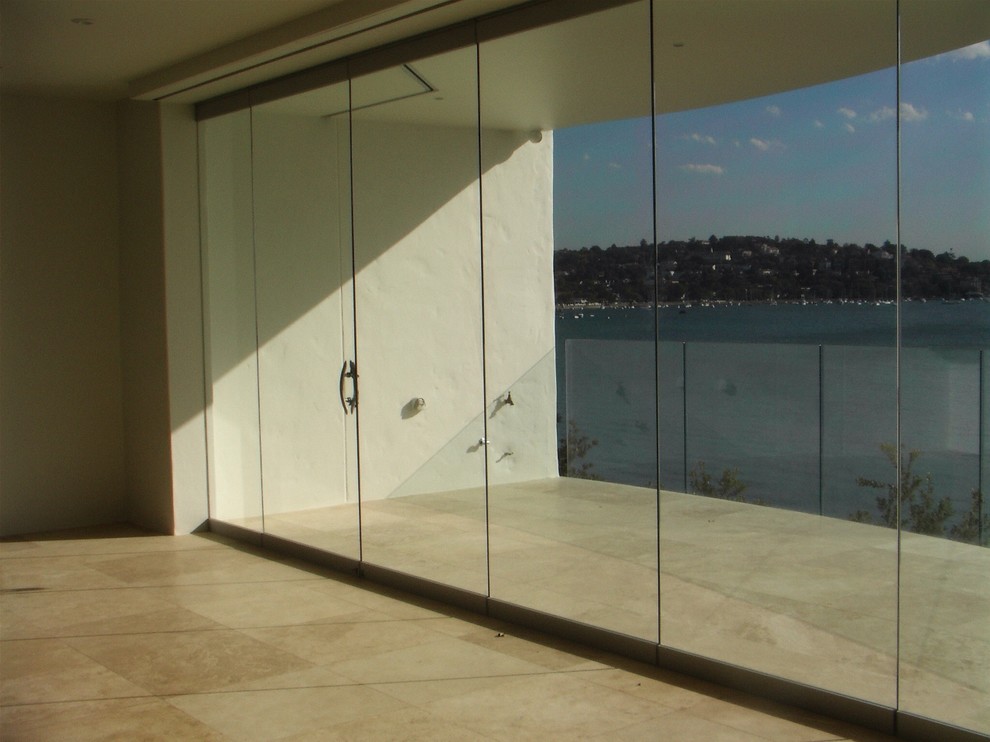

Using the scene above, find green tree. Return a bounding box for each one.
[853,444,953,536]
[689,461,748,502]
[558,419,599,480]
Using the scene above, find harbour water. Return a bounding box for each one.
[556,301,989,533]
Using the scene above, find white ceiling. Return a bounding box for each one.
[0,0,339,100]
[1,0,987,115]
[0,0,520,102]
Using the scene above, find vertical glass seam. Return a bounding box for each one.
[346,70,365,565]
[248,106,268,536]
[894,0,903,718]
[475,26,493,599]
[196,121,215,521]
[649,0,662,649]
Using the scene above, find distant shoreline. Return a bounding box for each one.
[556,297,987,311]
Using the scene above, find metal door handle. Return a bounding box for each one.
[339,360,358,414]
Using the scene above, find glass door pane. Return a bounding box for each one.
[480,0,658,641]
[250,82,360,558]
[199,110,263,529]
[654,0,898,704]
[899,1,990,733]
[350,45,488,593]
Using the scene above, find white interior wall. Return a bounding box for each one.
[351,119,487,500]
[0,95,127,536]
[482,130,558,485]
[351,119,557,500]
[199,110,557,514]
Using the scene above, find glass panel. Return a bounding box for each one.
[480,0,658,641]
[250,84,360,558]
[654,0,898,703]
[350,46,488,592]
[199,110,263,527]
[899,2,990,732]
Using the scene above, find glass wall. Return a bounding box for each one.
[199,109,263,528]
[899,0,990,731]
[197,1,989,735]
[653,0,900,703]
[479,0,658,641]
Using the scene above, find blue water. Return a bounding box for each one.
[556,301,989,532]
[557,300,990,348]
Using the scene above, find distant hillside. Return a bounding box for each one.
[554,236,990,305]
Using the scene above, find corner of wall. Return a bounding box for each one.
[117,100,175,534]
[161,103,210,534]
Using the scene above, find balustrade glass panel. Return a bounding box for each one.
[350,45,488,592]
[899,2,990,733]
[480,0,658,641]
[250,83,360,558]
[199,110,263,528]
[654,0,898,703]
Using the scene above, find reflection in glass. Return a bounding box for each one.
[481,0,658,641]
[350,46,488,592]
[249,84,360,558]
[199,110,263,526]
[899,2,990,732]
[654,0,898,703]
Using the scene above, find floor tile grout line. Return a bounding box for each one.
[0,576,339,594]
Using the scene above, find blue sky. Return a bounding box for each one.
[554,40,989,260]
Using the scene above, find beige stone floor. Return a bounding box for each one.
[0,524,904,741]
[252,477,990,735]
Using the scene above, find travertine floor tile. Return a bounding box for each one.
[0,697,228,742]
[281,705,496,741]
[420,672,676,741]
[63,629,314,695]
[0,556,131,591]
[85,547,319,587]
[0,638,147,705]
[167,685,409,741]
[0,587,222,639]
[143,581,390,629]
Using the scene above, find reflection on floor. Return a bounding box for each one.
[1,524,900,741]
[254,477,989,734]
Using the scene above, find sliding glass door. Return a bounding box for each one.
[350,44,489,593]
[249,81,360,558]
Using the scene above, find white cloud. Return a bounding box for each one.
[607,161,622,170]
[948,109,976,122]
[686,133,717,145]
[899,103,928,122]
[813,119,825,129]
[869,106,895,122]
[866,103,927,123]
[948,41,990,61]
[844,123,856,134]
[679,164,724,175]
[749,137,784,152]
[766,105,782,117]
[838,107,857,119]
[582,153,591,161]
